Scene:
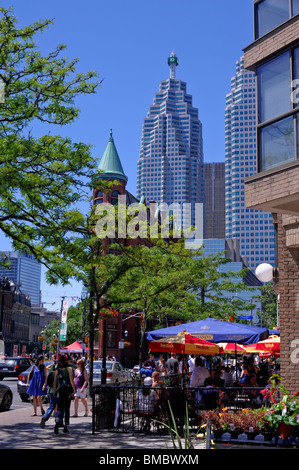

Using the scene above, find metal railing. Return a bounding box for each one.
[91,379,268,435]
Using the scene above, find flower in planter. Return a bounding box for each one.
[258,375,299,431]
[201,408,269,435]
[99,308,119,319]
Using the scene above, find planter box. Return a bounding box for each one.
[211,430,299,447]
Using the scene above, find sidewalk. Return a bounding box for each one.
[0,402,206,450]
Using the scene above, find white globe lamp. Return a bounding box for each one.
[255,263,274,283]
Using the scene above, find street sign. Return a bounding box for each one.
[118,341,124,349]
[59,322,67,341]
[238,315,253,320]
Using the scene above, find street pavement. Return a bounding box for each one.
[0,400,206,450]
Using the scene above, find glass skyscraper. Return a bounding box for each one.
[225,56,276,272]
[0,251,41,306]
[137,52,204,229]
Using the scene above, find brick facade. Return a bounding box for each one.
[244,11,299,394]
[273,213,299,394]
[244,163,299,217]
[244,15,299,70]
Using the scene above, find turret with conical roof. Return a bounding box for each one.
[97,129,128,184]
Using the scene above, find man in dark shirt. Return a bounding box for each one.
[166,353,180,376]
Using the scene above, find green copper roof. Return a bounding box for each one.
[98,129,128,183]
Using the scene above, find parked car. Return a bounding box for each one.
[17,361,53,402]
[0,382,13,411]
[0,357,32,381]
[86,361,132,385]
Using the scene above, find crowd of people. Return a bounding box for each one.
[142,351,278,386]
[26,353,89,435]
[25,349,278,433]
[134,351,279,423]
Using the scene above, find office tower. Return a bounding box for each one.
[204,162,225,238]
[0,251,41,306]
[185,238,262,324]
[225,56,276,272]
[137,52,204,230]
[244,0,299,394]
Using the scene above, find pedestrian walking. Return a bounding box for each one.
[53,354,76,434]
[26,355,47,416]
[40,358,58,429]
[72,359,89,417]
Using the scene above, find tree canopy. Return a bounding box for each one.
[0,7,100,275]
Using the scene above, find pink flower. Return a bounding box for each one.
[296,414,299,423]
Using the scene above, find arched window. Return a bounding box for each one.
[111,190,120,205]
[94,190,103,204]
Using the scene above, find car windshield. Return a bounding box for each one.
[0,359,16,366]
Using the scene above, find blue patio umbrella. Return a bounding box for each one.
[146,317,269,345]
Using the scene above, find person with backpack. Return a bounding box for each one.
[40,357,58,429]
[52,355,76,434]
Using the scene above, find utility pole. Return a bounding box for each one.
[56,296,66,358]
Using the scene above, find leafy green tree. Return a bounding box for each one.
[0,7,100,274]
[252,283,278,329]
[45,197,256,380]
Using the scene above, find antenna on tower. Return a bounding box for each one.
[168,51,179,79]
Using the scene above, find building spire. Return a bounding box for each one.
[168,51,179,79]
[97,129,128,184]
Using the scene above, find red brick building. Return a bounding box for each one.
[92,130,154,366]
[244,2,299,393]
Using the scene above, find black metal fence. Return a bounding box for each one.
[91,379,268,435]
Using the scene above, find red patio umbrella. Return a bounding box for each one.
[148,331,222,355]
[245,335,280,355]
[218,342,247,355]
[60,341,89,354]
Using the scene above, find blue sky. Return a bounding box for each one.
[0,0,254,309]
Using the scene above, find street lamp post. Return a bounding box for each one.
[80,340,86,359]
[124,329,128,368]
